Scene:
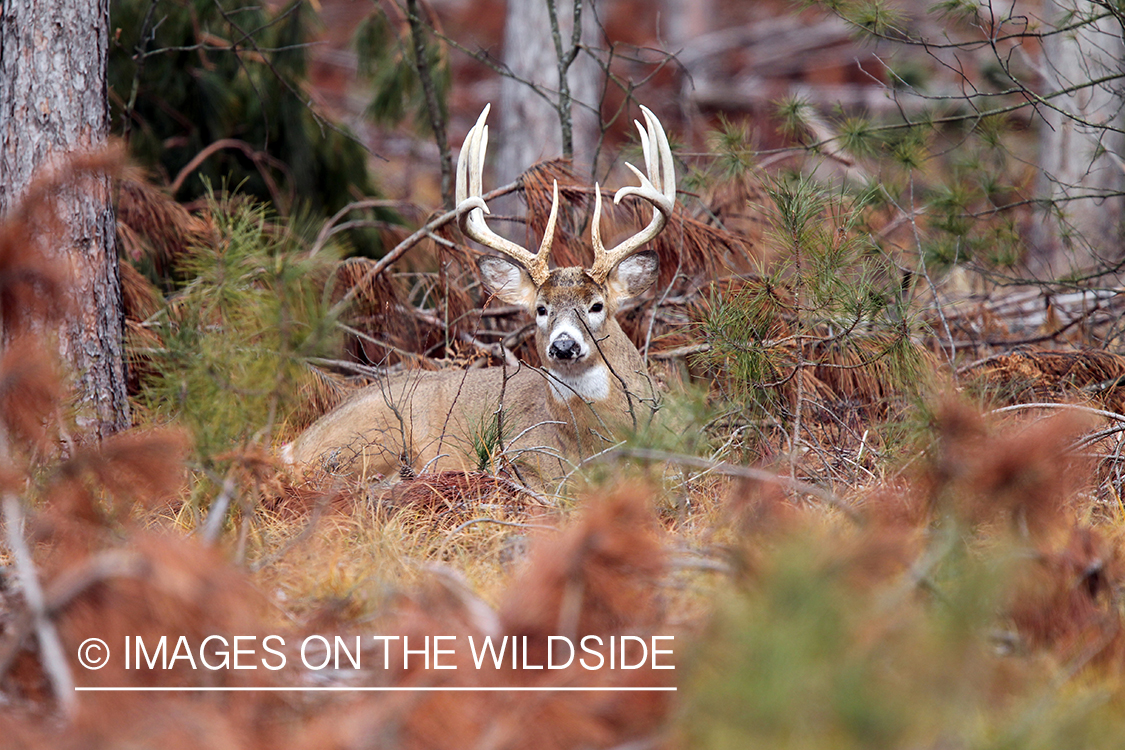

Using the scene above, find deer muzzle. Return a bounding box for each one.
[548,334,582,361]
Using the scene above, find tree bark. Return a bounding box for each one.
[0,0,131,440]
[498,0,601,186]
[1029,0,1125,279]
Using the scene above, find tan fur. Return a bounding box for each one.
[286,266,659,487]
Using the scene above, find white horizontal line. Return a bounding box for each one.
[75,686,677,692]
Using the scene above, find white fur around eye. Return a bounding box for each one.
[586,300,606,328]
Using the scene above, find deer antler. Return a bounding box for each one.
[588,106,676,283]
[455,104,559,287]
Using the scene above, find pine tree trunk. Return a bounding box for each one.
[1029,0,1125,279]
[0,0,131,440]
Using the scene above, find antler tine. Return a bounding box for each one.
[589,105,676,283]
[455,105,553,286]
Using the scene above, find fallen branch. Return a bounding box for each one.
[989,402,1125,425]
[309,198,420,257]
[168,138,294,211]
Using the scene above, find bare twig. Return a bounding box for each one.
[2,494,76,717]
[168,138,294,212]
[405,0,454,209]
[0,549,147,687]
[989,402,1125,425]
[200,469,238,544]
[608,447,863,524]
[326,180,522,321]
[310,198,418,257]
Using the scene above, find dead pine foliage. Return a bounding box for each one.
[0,149,200,718]
[115,167,215,282]
[960,347,1125,413]
[382,470,540,524]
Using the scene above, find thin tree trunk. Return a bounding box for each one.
[498,0,600,186]
[662,0,713,47]
[0,0,131,440]
[1029,0,1125,279]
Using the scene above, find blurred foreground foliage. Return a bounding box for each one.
[682,402,1125,750]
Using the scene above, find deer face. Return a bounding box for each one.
[459,103,673,401]
[479,252,658,376]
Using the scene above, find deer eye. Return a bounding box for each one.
[589,302,604,314]
[536,305,547,317]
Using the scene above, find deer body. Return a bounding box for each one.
[287,105,675,487]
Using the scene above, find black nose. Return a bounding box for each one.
[549,336,580,360]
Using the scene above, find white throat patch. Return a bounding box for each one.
[547,364,610,403]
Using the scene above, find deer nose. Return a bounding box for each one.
[549,335,581,360]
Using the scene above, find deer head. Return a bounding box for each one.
[456,104,676,403]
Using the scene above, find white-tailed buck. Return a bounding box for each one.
[287,104,675,487]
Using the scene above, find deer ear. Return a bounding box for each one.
[606,250,658,300]
[478,255,538,308]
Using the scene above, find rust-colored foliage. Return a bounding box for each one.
[1009,525,1123,665]
[386,470,534,522]
[2,535,279,746]
[500,484,668,640]
[0,148,125,332]
[859,400,1125,672]
[0,148,133,457]
[0,337,65,453]
[692,168,771,254]
[55,429,189,508]
[293,484,676,750]
[119,260,163,322]
[115,168,215,278]
[962,348,1125,412]
[924,402,1091,537]
[289,365,355,434]
[4,482,679,747]
[333,256,421,366]
[808,332,930,414]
